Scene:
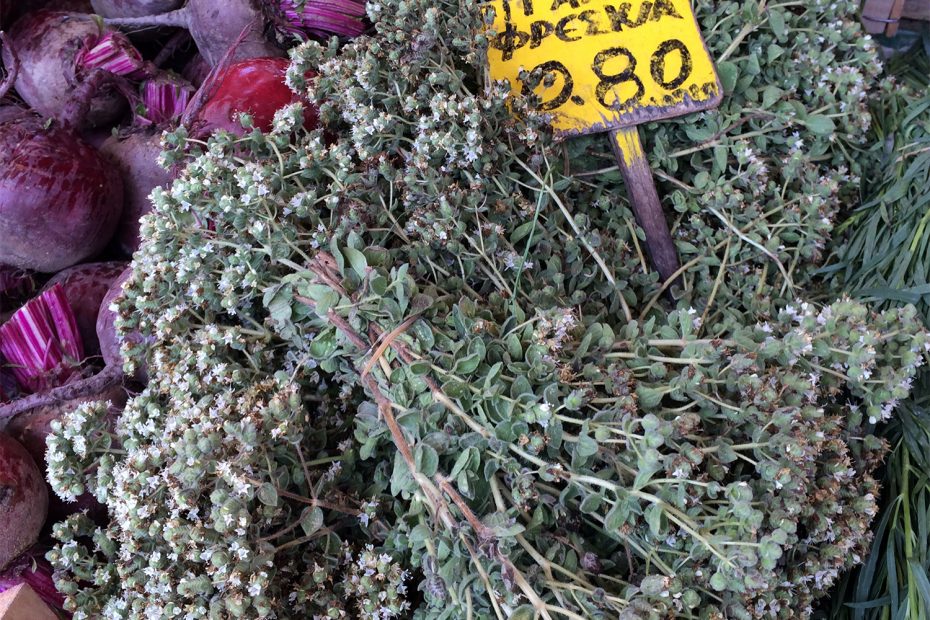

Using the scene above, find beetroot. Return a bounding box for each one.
[0,433,47,572]
[0,114,123,272]
[96,267,148,383]
[0,284,84,394]
[181,52,210,87]
[193,57,319,137]
[104,0,283,67]
[99,132,173,255]
[91,0,181,18]
[75,30,149,79]
[5,11,126,128]
[43,262,127,357]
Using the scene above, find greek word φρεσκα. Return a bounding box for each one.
[488,0,683,61]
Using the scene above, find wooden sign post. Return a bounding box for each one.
[486,0,722,283]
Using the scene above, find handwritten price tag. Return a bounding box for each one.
[484,0,723,284]
[486,0,722,136]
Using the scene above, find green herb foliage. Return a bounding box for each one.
[825,383,930,620]
[821,41,930,620]
[831,93,930,324]
[44,0,929,618]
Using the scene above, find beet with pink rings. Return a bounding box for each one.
[43,262,128,357]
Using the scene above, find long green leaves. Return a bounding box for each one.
[831,91,930,325]
[828,391,930,620]
[823,33,930,620]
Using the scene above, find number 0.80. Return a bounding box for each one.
[524,38,693,112]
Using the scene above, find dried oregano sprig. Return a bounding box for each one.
[45,0,924,618]
[275,253,927,618]
[47,330,411,619]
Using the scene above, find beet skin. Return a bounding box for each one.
[195,57,319,138]
[7,11,125,128]
[0,433,48,572]
[0,115,123,272]
[99,131,173,255]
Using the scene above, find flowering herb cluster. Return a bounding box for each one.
[44,0,927,618]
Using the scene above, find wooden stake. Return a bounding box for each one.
[610,126,680,284]
[0,584,59,620]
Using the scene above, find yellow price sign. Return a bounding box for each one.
[485,0,722,283]
[486,0,721,135]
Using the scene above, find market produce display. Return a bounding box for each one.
[1,0,929,618]
[822,50,930,619]
[0,432,47,572]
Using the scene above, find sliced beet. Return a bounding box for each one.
[43,262,127,357]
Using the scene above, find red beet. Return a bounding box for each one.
[91,0,181,18]
[96,267,148,383]
[98,131,173,255]
[0,433,47,572]
[6,11,126,129]
[0,115,123,272]
[104,0,282,67]
[43,262,127,357]
[194,57,319,137]
[181,52,210,88]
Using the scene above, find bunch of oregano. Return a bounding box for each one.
[44,0,928,618]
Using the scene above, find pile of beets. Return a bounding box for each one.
[0,0,360,611]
